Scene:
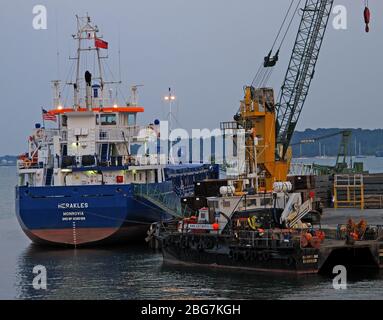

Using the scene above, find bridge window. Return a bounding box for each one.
[246,199,257,207]
[128,114,136,126]
[97,114,117,125]
[260,198,272,206]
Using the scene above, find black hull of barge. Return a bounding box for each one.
[160,235,320,274]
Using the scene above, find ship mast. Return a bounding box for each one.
[71,15,106,110]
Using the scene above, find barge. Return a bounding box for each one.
[153,188,383,274]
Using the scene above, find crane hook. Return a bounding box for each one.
[364,5,371,33]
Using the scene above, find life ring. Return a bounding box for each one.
[35,128,45,139]
[23,159,32,168]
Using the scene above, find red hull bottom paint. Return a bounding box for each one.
[22,225,149,247]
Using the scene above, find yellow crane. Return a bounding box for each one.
[228,0,335,192]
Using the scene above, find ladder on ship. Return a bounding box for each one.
[100,143,110,165]
[45,168,54,186]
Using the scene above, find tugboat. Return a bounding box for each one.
[15,15,218,247]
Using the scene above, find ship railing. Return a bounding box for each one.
[134,154,167,166]
[236,230,295,248]
[41,129,67,143]
[335,224,383,241]
[60,126,142,143]
[96,126,141,142]
[154,220,179,234]
[289,162,317,176]
[133,183,195,218]
[17,159,45,170]
[57,153,167,170]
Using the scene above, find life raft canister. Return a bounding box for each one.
[364,6,371,33]
[315,230,326,241]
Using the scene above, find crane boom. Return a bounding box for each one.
[276,0,334,159]
[230,0,335,191]
[291,130,351,146]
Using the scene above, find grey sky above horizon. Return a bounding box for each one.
[0,0,382,154]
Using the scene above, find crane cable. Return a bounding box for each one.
[276,0,302,53]
[250,1,295,87]
[251,0,302,88]
[270,0,297,53]
[364,0,371,33]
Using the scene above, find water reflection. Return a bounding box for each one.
[11,243,383,300]
[15,244,162,299]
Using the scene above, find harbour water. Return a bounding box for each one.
[292,155,383,174]
[1,163,383,300]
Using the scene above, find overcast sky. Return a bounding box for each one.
[0,0,382,154]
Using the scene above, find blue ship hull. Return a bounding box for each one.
[15,184,172,246]
[15,164,219,246]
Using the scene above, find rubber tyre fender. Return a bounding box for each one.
[181,237,188,249]
[197,240,204,252]
[285,256,295,266]
[243,250,252,261]
[250,250,257,261]
[262,251,270,261]
[205,238,215,250]
[233,250,241,261]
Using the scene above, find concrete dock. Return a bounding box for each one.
[321,208,383,226]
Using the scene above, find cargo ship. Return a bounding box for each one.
[15,16,218,247]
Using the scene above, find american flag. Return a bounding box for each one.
[42,109,57,122]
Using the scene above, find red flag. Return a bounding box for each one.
[95,37,108,49]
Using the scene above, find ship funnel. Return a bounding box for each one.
[85,71,92,110]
